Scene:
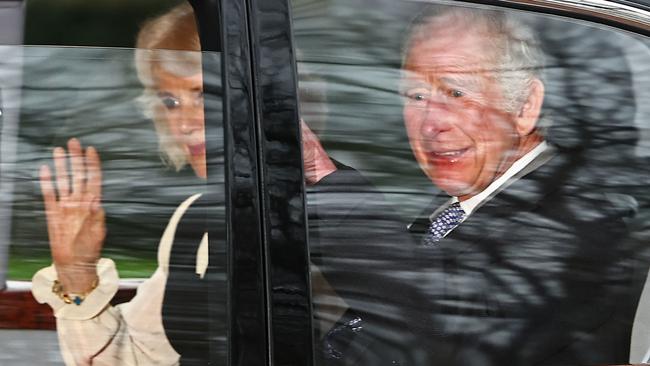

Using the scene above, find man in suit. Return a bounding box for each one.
[394,6,644,366]
[318,6,646,366]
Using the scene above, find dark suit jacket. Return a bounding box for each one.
[318,147,648,366]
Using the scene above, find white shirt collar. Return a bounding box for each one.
[435,141,548,219]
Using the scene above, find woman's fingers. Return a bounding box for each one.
[86,146,102,198]
[39,164,56,210]
[68,138,85,197]
[40,139,105,277]
[53,146,71,199]
[39,165,61,251]
[50,139,101,200]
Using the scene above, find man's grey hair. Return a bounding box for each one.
[403,5,546,114]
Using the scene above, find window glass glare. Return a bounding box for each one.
[292,1,650,364]
[1,2,227,365]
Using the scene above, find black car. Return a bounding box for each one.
[1,0,650,364]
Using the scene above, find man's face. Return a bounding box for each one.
[402,25,523,200]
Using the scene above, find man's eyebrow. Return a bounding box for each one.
[400,69,426,80]
[438,73,483,89]
[398,78,429,94]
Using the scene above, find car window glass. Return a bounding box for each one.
[291,1,650,364]
[0,1,227,364]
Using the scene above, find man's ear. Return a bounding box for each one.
[515,78,544,136]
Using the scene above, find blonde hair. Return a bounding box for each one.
[134,2,202,171]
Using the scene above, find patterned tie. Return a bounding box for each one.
[423,202,466,246]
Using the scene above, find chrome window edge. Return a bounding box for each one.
[409,0,650,30]
[502,0,650,29]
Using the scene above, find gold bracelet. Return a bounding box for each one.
[51,277,99,306]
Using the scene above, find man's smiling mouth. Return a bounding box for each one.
[428,148,469,163]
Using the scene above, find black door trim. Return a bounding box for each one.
[247,0,314,365]
[194,0,270,364]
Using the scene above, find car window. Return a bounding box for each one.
[291,0,650,364]
[0,0,25,291]
[0,1,227,364]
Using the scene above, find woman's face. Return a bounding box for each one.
[154,67,206,178]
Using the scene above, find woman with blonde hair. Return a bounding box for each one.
[29,1,336,364]
[134,3,208,178]
[31,3,213,364]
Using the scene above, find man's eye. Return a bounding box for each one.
[450,89,464,98]
[405,91,428,102]
[161,96,180,109]
[412,93,426,101]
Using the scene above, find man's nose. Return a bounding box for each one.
[419,102,453,138]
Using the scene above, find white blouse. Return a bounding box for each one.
[31,193,208,366]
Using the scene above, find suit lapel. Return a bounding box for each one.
[408,146,558,255]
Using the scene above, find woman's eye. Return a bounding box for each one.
[161,96,180,109]
[194,91,204,106]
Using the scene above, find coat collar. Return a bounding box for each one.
[407,145,559,238]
